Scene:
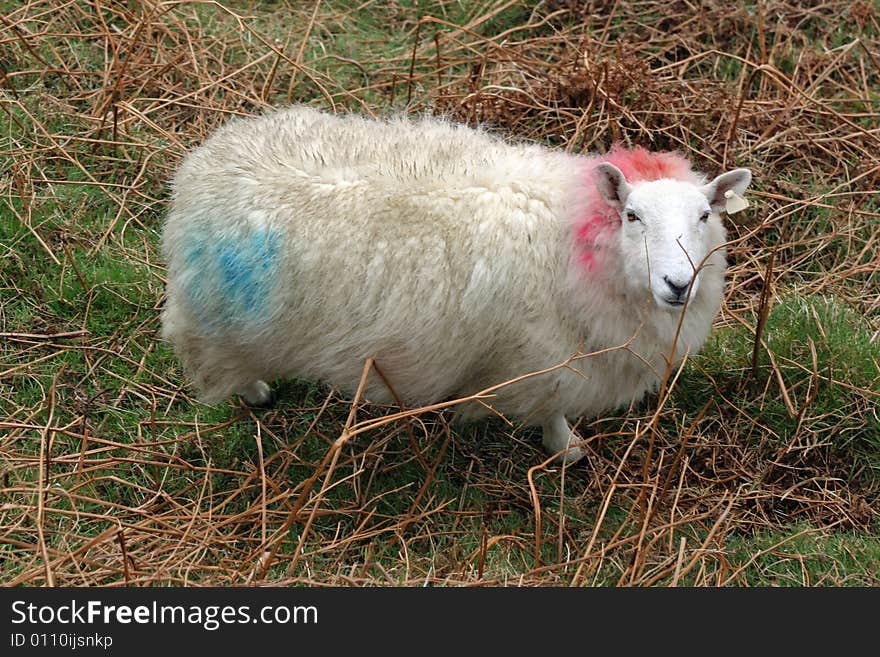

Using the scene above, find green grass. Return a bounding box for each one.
[686,295,879,441]
[725,524,880,586]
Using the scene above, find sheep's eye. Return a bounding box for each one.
[626,211,641,223]
[699,211,710,223]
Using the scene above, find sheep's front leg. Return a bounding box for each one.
[541,414,585,465]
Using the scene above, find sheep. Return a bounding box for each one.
[160,104,751,464]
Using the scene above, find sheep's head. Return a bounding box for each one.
[595,163,751,311]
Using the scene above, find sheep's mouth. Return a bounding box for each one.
[656,295,686,310]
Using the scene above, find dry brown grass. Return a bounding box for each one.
[1,0,878,587]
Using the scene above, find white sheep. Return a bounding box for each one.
[160,105,751,464]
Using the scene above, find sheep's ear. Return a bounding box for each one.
[594,163,631,210]
[702,168,752,212]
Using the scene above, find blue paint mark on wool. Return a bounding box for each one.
[183,226,281,330]
[216,230,278,313]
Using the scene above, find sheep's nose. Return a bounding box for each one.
[663,276,691,299]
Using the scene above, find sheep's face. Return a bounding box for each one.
[595,164,752,311]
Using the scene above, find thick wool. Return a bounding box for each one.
[161,105,751,463]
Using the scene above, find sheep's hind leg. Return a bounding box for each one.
[541,414,585,465]
[238,380,276,408]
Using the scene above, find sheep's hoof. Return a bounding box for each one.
[553,444,585,466]
[239,380,276,408]
[542,416,586,466]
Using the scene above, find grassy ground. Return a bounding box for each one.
[1,0,878,586]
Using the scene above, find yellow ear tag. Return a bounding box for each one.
[724,189,750,214]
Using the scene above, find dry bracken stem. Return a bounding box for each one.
[751,247,776,378]
[526,452,564,567]
[35,365,64,587]
[286,0,322,103]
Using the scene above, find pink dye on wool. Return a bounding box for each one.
[574,146,698,271]
[597,145,696,185]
